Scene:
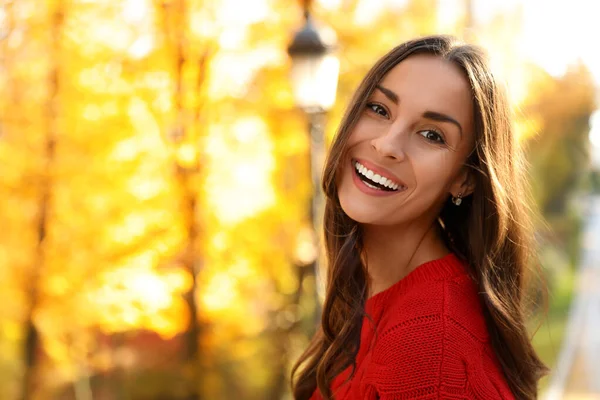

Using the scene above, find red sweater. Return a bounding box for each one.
[309,253,515,400]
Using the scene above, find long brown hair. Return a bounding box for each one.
[290,35,548,400]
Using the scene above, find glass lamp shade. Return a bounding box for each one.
[289,52,340,113]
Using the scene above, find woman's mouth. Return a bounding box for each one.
[352,159,407,193]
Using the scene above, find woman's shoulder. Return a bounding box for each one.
[366,272,512,399]
[376,261,489,343]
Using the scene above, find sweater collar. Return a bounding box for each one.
[365,252,466,319]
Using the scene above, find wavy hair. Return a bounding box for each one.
[290,35,548,400]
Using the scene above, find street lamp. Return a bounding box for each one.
[287,8,339,113]
[287,2,339,307]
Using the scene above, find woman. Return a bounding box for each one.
[290,35,548,399]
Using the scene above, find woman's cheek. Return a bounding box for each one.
[351,117,381,141]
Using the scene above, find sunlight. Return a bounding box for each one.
[90,266,188,337]
[201,272,237,313]
[128,35,154,59]
[190,11,216,39]
[89,21,132,53]
[472,0,600,82]
[127,177,165,201]
[78,64,128,94]
[122,0,150,25]
[123,0,155,58]
[199,258,266,336]
[110,137,139,161]
[318,0,342,9]
[218,28,246,50]
[175,143,198,168]
[519,0,600,81]
[111,214,148,243]
[204,117,276,225]
[83,104,103,121]
[128,98,161,141]
[163,268,193,293]
[321,0,410,25]
[189,0,269,47]
[208,48,282,99]
[294,226,318,266]
[215,0,269,25]
[437,0,462,32]
[126,273,171,310]
[102,101,119,117]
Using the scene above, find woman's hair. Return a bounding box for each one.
[290,35,548,399]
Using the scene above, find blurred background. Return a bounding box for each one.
[1,0,600,399]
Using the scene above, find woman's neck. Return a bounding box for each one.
[362,220,449,298]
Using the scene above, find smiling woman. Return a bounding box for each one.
[338,54,474,229]
[291,35,548,400]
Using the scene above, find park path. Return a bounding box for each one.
[544,195,600,400]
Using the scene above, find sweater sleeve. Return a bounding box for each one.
[363,316,511,400]
[363,315,446,399]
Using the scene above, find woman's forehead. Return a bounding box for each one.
[381,55,470,104]
[377,54,474,138]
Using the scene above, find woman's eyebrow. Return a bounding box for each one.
[422,111,463,137]
[375,84,398,104]
[375,84,463,137]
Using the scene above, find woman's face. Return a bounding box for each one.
[337,54,476,226]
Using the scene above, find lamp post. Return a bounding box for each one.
[287,1,339,306]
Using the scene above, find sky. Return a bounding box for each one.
[318,0,600,153]
[502,0,600,82]
[461,0,600,165]
[319,0,600,83]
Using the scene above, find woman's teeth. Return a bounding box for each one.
[354,161,401,191]
[363,181,380,190]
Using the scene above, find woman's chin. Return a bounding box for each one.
[339,197,385,225]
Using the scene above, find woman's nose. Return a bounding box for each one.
[370,128,407,161]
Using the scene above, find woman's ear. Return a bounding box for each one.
[450,165,476,198]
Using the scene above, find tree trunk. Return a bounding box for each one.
[179,176,201,400]
[21,3,63,400]
[267,261,312,400]
[166,0,202,398]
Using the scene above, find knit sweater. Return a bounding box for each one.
[309,252,515,400]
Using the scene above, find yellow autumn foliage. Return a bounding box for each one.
[0,0,594,399]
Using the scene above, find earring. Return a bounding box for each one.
[452,192,463,206]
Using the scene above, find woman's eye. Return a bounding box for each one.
[366,102,389,118]
[418,129,445,144]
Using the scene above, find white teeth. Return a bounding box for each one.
[354,162,399,190]
[353,161,402,191]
